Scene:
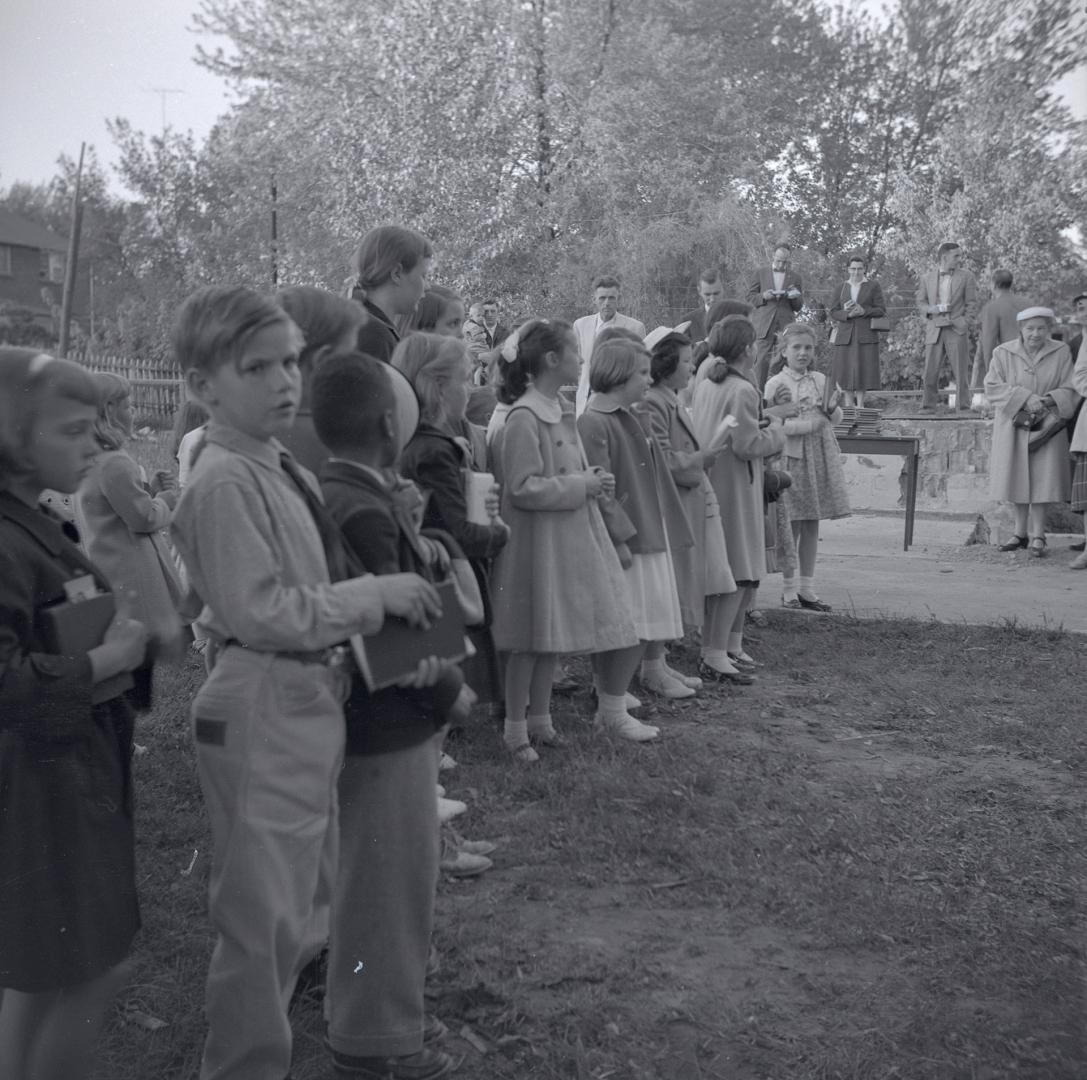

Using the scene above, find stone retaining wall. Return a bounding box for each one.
[838,417,1019,539]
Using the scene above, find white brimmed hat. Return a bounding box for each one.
[1017,306,1055,322]
[643,322,693,351]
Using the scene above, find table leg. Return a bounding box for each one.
[904,450,919,551]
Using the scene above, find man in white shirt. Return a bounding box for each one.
[573,275,646,414]
[746,244,803,389]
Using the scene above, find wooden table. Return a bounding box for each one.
[836,434,921,551]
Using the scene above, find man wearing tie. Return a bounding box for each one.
[679,268,725,343]
[573,275,646,414]
[747,244,803,389]
[916,242,979,411]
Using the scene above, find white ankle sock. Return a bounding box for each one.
[504,717,528,749]
[597,691,627,718]
[641,657,666,678]
[798,576,815,599]
[782,575,799,602]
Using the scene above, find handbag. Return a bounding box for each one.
[764,467,793,503]
[869,316,892,332]
[1027,408,1068,453]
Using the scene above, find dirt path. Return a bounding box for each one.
[810,514,1087,633]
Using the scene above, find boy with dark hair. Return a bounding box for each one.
[313,350,465,1080]
[170,286,441,1080]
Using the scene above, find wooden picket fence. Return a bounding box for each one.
[75,351,185,424]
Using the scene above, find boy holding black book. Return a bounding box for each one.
[169,287,442,1080]
[312,350,465,1080]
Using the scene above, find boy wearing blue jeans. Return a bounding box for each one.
[170,286,440,1080]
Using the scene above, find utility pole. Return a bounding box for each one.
[57,143,85,360]
[270,175,279,287]
[148,87,184,136]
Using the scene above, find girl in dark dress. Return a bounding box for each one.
[395,333,509,706]
[0,348,148,1080]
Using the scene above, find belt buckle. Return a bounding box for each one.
[326,644,351,670]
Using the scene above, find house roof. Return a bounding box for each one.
[0,208,67,252]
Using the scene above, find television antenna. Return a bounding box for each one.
[147,87,184,135]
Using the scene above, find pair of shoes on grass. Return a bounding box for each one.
[697,656,754,686]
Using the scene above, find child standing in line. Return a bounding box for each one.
[691,316,786,680]
[79,372,184,664]
[170,286,442,1080]
[311,352,461,1080]
[490,321,637,759]
[275,285,369,475]
[643,327,736,694]
[0,348,149,1080]
[396,333,509,708]
[578,336,695,738]
[763,322,850,612]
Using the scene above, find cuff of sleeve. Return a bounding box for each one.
[336,575,386,635]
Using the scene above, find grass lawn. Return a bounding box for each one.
[92,609,1087,1080]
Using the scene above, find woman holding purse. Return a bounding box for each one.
[829,255,887,408]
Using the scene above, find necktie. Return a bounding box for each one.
[279,452,358,583]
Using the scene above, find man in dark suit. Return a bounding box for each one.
[746,244,803,389]
[480,300,509,350]
[970,269,1028,393]
[679,268,725,342]
[916,241,979,411]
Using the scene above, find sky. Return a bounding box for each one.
[1,1,1085,193]
[0,0,233,189]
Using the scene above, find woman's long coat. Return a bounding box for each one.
[984,337,1078,503]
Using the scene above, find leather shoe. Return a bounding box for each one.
[440,850,492,877]
[328,1046,457,1079]
[797,595,832,612]
[1070,540,1086,552]
[998,535,1027,552]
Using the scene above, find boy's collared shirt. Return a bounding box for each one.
[171,421,384,653]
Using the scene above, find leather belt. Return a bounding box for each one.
[223,639,351,668]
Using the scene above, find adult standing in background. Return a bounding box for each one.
[985,308,1078,558]
[480,300,509,350]
[829,254,886,408]
[971,269,1029,396]
[573,275,646,415]
[916,241,979,411]
[746,244,803,390]
[351,225,433,363]
[679,268,726,343]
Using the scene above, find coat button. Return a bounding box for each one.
[559,467,567,473]
[555,439,563,446]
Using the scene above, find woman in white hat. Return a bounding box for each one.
[984,307,1078,557]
